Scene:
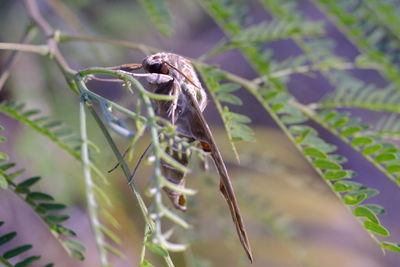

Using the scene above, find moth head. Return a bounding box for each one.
[142,54,169,74]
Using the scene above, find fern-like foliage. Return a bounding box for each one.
[320,71,400,113]
[0,221,53,267]
[5,0,400,265]
[199,0,400,254]
[0,101,81,160]
[0,124,85,262]
[0,101,129,265]
[197,65,255,161]
[75,72,209,266]
[138,0,174,36]
[316,0,400,86]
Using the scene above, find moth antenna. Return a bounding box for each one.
[163,61,201,90]
[128,143,152,184]
[119,63,143,71]
[108,145,131,173]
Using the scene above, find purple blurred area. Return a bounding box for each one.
[1,0,400,266]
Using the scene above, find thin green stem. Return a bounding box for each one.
[0,257,12,267]
[78,68,176,101]
[59,32,160,55]
[253,61,357,85]
[293,100,399,185]
[0,42,49,55]
[0,24,37,91]
[82,94,155,232]
[80,101,109,266]
[318,101,400,113]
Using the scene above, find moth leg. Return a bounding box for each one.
[161,146,190,211]
[148,75,180,124]
[145,73,174,85]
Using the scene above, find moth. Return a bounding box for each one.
[131,53,253,262]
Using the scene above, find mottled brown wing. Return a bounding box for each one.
[179,84,253,263]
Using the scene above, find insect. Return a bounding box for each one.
[134,53,253,262]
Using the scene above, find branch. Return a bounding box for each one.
[59,33,160,55]
[253,61,358,85]
[0,43,48,55]
[23,0,75,76]
[0,25,37,91]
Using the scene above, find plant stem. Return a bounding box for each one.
[0,42,48,55]
[59,32,160,55]
[253,61,357,85]
[80,101,109,266]
[0,24,37,91]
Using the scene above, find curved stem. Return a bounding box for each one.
[59,32,160,55]
[0,42,48,55]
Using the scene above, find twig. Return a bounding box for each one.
[23,0,75,76]
[253,61,357,85]
[0,43,48,55]
[0,25,37,91]
[59,32,159,55]
[79,100,109,266]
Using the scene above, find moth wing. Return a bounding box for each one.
[179,85,253,263]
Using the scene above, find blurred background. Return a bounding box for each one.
[1,0,399,266]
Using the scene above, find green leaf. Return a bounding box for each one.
[380,242,400,252]
[322,110,338,122]
[138,0,174,36]
[38,203,66,211]
[352,136,374,146]
[52,224,76,237]
[353,206,379,224]
[216,93,243,105]
[363,144,383,155]
[104,243,124,258]
[140,260,155,267]
[219,83,241,93]
[324,170,350,180]
[0,174,8,189]
[99,225,121,245]
[44,215,70,224]
[281,114,308,124]
[0,136,6,142]
[304,146,327,159]
[332,117,349,128]
[347,187,378,198]
[63,240,86,252]
[230,112,252,123]
[3,244,32,259]
[0,163,16,171]
[363,221,390,236]
[363,204,386,215]
[333,181,354,192]
[15,256,41,267]
[42,120,62,129]
[28,192,54,201]
[22,109,40,117]
[387,164,400,173]
[66,247,85,260]
[7,168,25,180]
[344,193,366,205]
[17,176,41,188]
[145,242,169,257]
[342,126,362,137]
[314,159,342,170]
[0,232,17,245]
[53,128,73,137]
[375,153,396,163]
[0,152,8,161]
